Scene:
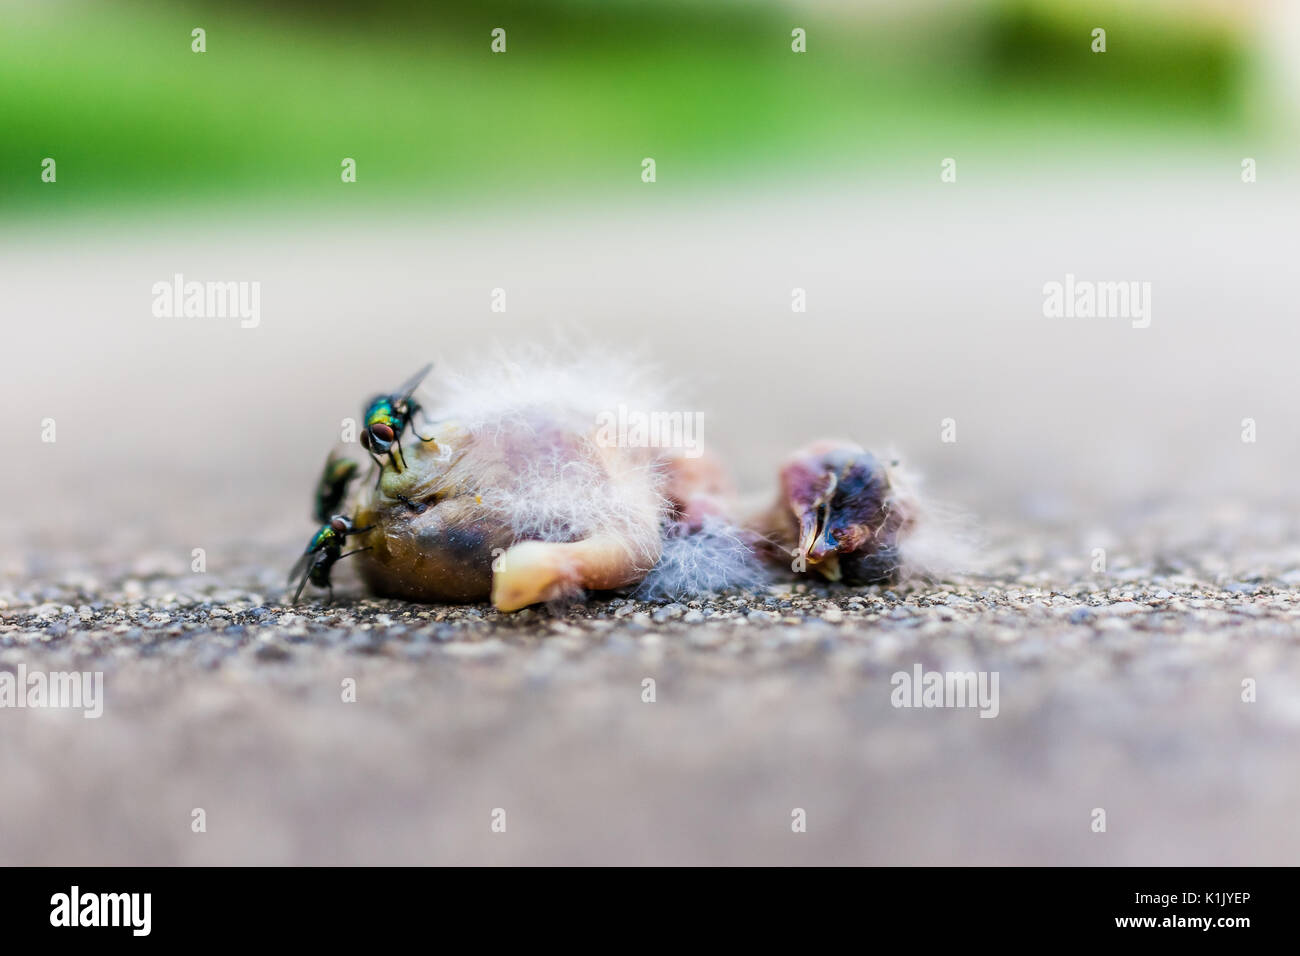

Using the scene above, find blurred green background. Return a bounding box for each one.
[3,0,1298,544]
[1,0,1282,218]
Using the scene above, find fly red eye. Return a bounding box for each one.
[330,517,348,533]
[371,423,395,442]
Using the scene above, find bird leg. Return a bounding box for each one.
[491,532,661,612]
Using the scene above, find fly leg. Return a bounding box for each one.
[329,546,373,605]
[367,450,388,489]
[406,402,439,444]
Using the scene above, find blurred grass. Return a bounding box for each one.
[0,0,1258,218]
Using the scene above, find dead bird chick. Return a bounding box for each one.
[342,353,925,611]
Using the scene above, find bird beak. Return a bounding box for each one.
[793,471,839,578]
[807,523,840,564]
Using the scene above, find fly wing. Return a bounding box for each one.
[292,558,313,604]
[287,551,311,588]
[393,362,434,402]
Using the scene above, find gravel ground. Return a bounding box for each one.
[3,506,1300,865]
[4,177,1299,864]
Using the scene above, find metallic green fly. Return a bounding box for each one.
[288,515,372,604]
[313,452,360,524]
[360,363,438,484]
